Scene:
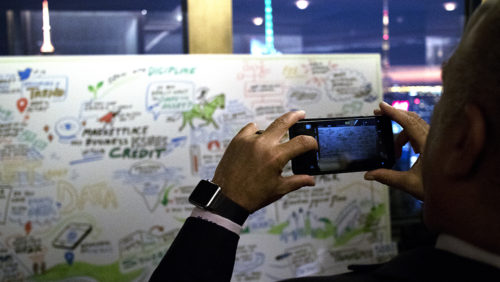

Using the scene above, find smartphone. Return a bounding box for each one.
[52,223,92,250]
[289,116,395,175]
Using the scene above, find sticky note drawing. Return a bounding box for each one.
[0,54,389,282]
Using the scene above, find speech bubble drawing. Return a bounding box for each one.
[325,69,373,102]
[9,196,60,226]
[287,86,322,106]
[0,73,19,95]
[253,102,286,127]
[145,81,195,120]
[244,81,283,98]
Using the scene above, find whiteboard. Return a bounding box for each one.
[0,54,394,281]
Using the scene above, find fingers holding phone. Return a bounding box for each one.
[375,102,429,154]
[288,116,395,175]
[365,102,429,201]
[212,110,317,212]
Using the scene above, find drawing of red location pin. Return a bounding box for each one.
[25,221,32,235]
[17,98,28,113]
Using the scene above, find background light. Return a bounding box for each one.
[141,9,147,15]
[391,100,410,111]
[296,0,309,10]
[443,2,457,11]
[252,17,263,26]
[410,155,418,167]
[382,10,389,25]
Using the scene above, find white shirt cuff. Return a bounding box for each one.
[436,233,500,269]
[190,207,243,235]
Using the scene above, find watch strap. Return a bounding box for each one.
[189,180,249,225]
[209,189,249,225]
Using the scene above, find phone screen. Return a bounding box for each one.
[289,116,394,175]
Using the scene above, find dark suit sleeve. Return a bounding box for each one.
[149,217,240,282]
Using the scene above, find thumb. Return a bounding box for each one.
[364,169,424,200]
[279,174,315,194]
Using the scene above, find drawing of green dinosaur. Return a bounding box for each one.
[179,93,225,131]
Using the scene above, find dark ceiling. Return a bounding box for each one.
[0,0,465,38]
[0,0,467,62]
[0,0,180,11]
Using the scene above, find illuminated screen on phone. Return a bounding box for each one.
[316,125,378,171]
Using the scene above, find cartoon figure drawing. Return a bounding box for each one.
[196,87,210,104]
[179,93,225,131]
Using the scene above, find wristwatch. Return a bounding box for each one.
[189,180,249,225]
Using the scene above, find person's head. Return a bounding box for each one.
[422,0,500,253]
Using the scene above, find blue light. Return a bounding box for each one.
[392,121,403,134]
[264,0,278,54]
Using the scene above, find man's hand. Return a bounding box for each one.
[364,102,429,201]
[212,111,318,212]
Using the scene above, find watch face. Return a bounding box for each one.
[189,180,220,207]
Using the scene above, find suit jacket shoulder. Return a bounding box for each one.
[374,246,500,281]
[282,246,500,282]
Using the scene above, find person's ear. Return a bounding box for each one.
[444,103,486,178]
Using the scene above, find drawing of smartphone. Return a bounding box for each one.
[52,223,92,250]
[289,116,395,175]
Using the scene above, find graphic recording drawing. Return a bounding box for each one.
[52,222,92,250]
[88,81,104,99]
[22,76,68,103]
[54,117,82,143]
[179,93,225,131]
[114,161,183,212]
[18,68,32,81]
[146,81,195,120]
[0,185,12,224]
[0,54,387,282]
[325,69,377,103]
